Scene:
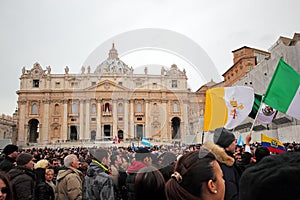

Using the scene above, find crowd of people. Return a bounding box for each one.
[0,128,300,200]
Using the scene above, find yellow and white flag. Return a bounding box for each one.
[204,86,254,131]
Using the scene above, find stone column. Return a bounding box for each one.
[17,99,27,145]
[85,99,90,140]
[124,100,129,139]
[129,100,134,138]
[145,100,150,138]
[182,100,189,143]
[161,99,168,140]
[112,99,117,138]
[41,99,50,143]
[62,99,68,141]
[96,99,102,140]
[79,99,84,140]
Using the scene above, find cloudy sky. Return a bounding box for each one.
[1,0,300,115]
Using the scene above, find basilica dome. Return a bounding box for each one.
[94,43,131,75]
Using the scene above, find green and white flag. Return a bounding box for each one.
[263,58,300,120]
[249,94,277,124]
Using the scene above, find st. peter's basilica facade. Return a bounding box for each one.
[16,44,203,146]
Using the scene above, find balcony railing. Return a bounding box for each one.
[134,112,144,117]
[102,111,112,116]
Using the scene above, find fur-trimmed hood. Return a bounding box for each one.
[202,141,235,166]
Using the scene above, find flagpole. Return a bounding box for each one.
[201,131,204,144]
[249,95,265,134]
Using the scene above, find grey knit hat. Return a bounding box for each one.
[16,153,33,166]
[213,127,235,148]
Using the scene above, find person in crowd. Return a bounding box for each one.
[126,147,152,200]
[254,146,270,163]
[119,155,129,200]
[135,166,166,200]
[49,158,62,184]
[214,127,240,200]
[35,159,54,200]
[0,172,13,200]
[239,151,300,200]
[158,152,176,182]
[45,168,56,199]
[55,154,83,200]
[7,153,36,200]
[82,148,115,200]
[0,144,19,173]
[110,153,122,185]
[236,152,253,172]
[165,141,233,200]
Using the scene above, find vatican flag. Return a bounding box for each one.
[204,86,254,131]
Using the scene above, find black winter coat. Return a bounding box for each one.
[220,151,241,200]
[8,166,36,200]
[0,156,16,173]
[35,168,55,200]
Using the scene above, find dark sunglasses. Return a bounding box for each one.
[0,187,9,194]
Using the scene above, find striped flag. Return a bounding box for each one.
[263,58,300,120]
[261,134,286,153]
[237,135,245,146]
[204,86,254,131]
[141,137,152,147]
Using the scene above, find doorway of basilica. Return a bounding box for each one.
[171,117,181,139]
[28,119,39,143]
[70,125,78,141]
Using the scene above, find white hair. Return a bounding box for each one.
[64,154,77,167]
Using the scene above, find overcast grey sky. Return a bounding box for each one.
[1,0,300,115]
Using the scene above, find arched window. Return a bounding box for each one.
[118,103,123,113]
[173,103,179,113]
[91,103,96,114]
[54,104,60,114]
[31,103,38,114]
[136,103,142,112]
[153,103,158,111]
[103,103,112,112]
[72,103,77,114]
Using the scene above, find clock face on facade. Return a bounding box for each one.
[104,83,110,89]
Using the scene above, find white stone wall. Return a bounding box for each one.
[232,35,300,142]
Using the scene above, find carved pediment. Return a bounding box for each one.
[28,62,47,78]
[165,64,185,77]
[86,80,128,92]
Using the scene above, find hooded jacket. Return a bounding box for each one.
[8,166,36,200]
[55,167,84,200]
[203,141,239,200]
[82,161,115,200]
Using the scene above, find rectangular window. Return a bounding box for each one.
[172,80,177,88]
[136,103,142,112]
[55,82,60,88]
[91,118,96,121]
[71,104,78,114]
[118,82,123,86]
[71,82,79,88]
[173,103,179,112]
[91,82,96,86]
[33,80,39,88]
[118,117,123,121]
[152,83,157,88]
